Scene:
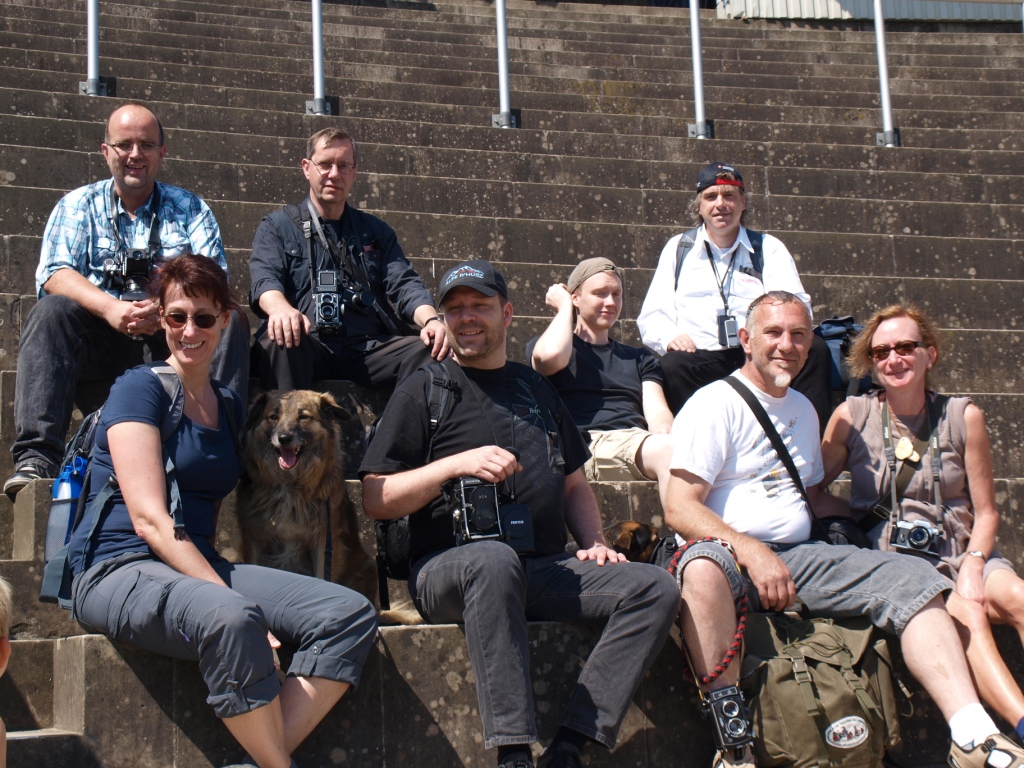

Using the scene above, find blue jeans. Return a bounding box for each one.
[409,543,679,749]
[12,294,250,469]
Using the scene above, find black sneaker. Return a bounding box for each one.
[4,461,54,500]
[498,761,535,768]
[538,745,583,768]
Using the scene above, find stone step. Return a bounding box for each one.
[8,729,93,768]
[5,143,1023,214]
[5,0,1023,61]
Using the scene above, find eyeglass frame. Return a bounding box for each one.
[161,311,223,329]
[105,140,164,155]
[870,340,925,362]
[311,160,357,176]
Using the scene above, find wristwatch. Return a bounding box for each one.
[966,550,986,560]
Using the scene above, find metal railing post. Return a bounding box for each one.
[80,0,105,96]
[873,0,900,147]
[687,0,713,139]
[306,0,329,115]
[491,0,517,127]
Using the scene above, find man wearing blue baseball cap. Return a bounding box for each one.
[361,259,679,768]
[637,161,832,429]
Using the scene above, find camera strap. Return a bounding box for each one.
[705,240,739,313]
[107,181,162,256]
[880,394,947,528]
[723,376,831,544]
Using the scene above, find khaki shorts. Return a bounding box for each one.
[584,427,651,482]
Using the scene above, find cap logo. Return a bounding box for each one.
[445,266,485,286]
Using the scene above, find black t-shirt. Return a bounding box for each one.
[359,360,589,565]
[525,334,664,432]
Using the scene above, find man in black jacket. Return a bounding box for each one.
[248,127,448,390]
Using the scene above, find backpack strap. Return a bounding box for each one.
[674,227,763,290]
[425,360,459,457]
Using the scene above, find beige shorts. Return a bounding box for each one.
[583,427,651,482]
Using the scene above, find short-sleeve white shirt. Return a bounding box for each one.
[670,372,824,544]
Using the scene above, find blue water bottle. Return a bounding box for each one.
[45,456,87,561]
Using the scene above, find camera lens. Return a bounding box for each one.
[470,486,499,531]
[726,718,747,737]
[721,701,741,718]
[908,525,930,548]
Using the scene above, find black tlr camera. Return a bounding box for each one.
[443,476,534,554]
[703,686,753,751]
[313,270,378,335]
[890,519,942,556]
[103,248,154,302]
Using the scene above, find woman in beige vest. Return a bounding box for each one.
[818,303,1024,741]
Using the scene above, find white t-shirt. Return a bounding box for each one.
[637,225,811,356]
[670,373,824,544]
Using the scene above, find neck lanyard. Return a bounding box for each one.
[449,362,518,501]
[108,182,162,254]
[881,398,944,525]
[704,240,737,311]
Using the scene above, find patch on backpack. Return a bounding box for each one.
[825,716,869,749]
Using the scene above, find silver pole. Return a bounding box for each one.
[310,0,327,115]
[873,0,897,147]
[690,0,708,139]
[494,0,513,128]
[86,0,101,96]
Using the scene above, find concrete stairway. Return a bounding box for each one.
[0,0,1022,763]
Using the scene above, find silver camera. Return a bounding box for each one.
[443,476,534,554]
[890,519,941,556]
[718,313,740,348]
[103,247,153,302]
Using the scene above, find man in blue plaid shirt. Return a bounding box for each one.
[5,103,250,498]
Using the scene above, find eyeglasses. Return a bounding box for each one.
[870,340,924,362]
[162,312,222,329]
[312,161,356,176]
[107,140,162,155]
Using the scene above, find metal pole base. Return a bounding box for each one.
[305,96,339,116]
[688,120,715,139]
[491,109,522,129]
[78,76,116,97]
[875,128,901,147]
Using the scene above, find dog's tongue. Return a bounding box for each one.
[278,447,299,470]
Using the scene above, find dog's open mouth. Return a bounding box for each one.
[276,445,301,470]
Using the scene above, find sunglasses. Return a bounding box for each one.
[162,311,222,329]
[870,340,924,362]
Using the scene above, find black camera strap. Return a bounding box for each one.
[723,376,830,544]
[705,240,739,313]
[880,394,948,529]
[107,181,162,256]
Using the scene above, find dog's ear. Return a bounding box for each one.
[319,392,352,423]
[603,522,635,554]
[243,390,271,437]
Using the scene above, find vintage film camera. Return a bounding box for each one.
[717,312,740,348]
[890,519,942,556]
[312,270,378,335]
[703,686,753,751]
[103,248,154,302]
[443,476,534,554]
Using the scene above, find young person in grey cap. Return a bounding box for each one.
[637,161,832,430]
[361,259,679,768]
[528,257,674,506]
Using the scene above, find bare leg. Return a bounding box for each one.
[636,435,674,512]
[900,595,983,721]
[679,557,741,691]
[222,698,291,768]
[985,570,1024,648]
[222,677,350,766]
[947,592,1024,727]
[280,677,350,754]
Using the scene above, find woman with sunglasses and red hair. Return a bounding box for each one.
[67,254,377,768]
[819,303,1024,743]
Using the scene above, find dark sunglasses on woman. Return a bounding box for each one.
[162,311,222,329]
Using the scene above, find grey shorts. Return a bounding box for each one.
[675,539,951,636]
[72,554,378,718]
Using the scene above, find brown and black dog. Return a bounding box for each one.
[236,389,419,624]
[603,520,665,564]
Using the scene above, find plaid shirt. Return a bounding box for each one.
[35,179,226,298]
